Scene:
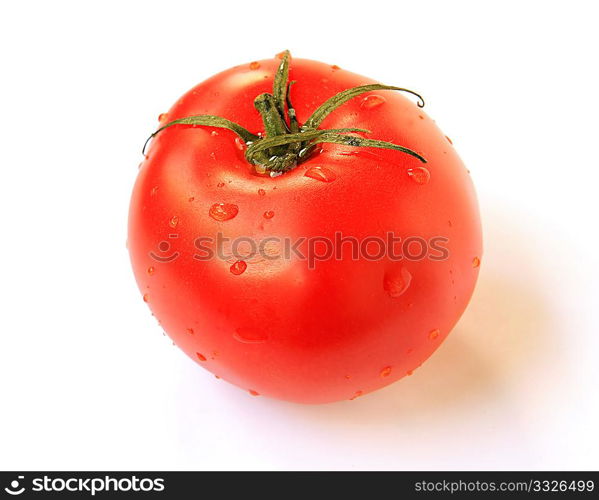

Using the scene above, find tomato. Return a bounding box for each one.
[128,52,482,404]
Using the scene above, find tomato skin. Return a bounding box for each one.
[128,56,482,403]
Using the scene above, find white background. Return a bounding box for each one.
[1,1,598,470]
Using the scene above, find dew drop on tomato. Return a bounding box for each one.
[383,267,412,298]
[407,166,431,185]
[428,329,440,340]
[234,137,246,151]
[147,266,155,276]
[472,256,481,268]
[169,215,179,228]
[304,166,337,183]
[209,203,239,221]
[233,327,267,344]
[361,95,386,109]
[349,390,363,400]
[196,353,207,361]
[254,164,268,175]
[380,366,392,377]
[258,188,266,196]
[230,260,247,275]
[263,210,275,219]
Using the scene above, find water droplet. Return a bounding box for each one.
[349,390,363,400]
[383,267,412,298]
[211,130,219,137]
[249,389,260,396]
[188,196,195,202]
[217,182,225,188]
[361,95,386,109]
[150,186,159,196]
[429,329,440,340]
[230,260,247,275]
[249,61,260,70]
[233,327,267,344]
[344,374,351,380]
[472,256,481,268]
[169,215,179,228]
[186,328,194,335]
[147,266,155,276]
[331,64,341,70]
[254,164,267,175]
[143,293,149,303]
[234,137,246,151]
[263,210,275,219]
[209,203,239,221]
[407,166,431,185]
[419,115,425,120]
[158,112,168,123]
[406,370,414,376]
[258,188,266,196]
[304,166,337,183]
[445,135,453,145]
[380,366,392,377]
[196,352,207,361]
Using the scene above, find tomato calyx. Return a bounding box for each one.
[143,51,427,175]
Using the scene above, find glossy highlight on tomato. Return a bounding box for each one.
[128,52,482,404]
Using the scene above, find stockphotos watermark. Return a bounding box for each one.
[2,474,164,496]
[149,231,450,269]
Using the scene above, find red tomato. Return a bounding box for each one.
[128,53,482,403]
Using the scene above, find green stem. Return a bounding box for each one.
[142,51,428,174]
[272,50,291,120]
[254,93,288,138]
